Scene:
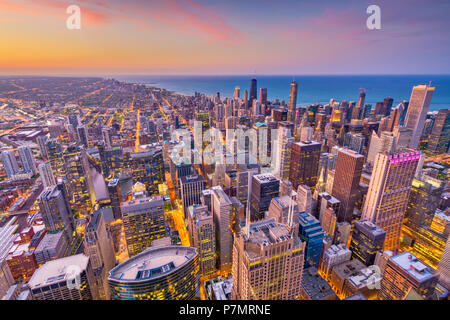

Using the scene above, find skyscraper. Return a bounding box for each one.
[361,150,420,251]
[1,150,19,178]
[249,78,257,104]
[46,138,65,177]
[121,190,167,257]
[28,254,99,300]
[274,127,294,180]
[68,113,80,131]
[77,125,89,148]
[353,90,366,120]
[289,141,321,191]
[83,211,116,300]
[130,147,164,196]
[405,178,443,232]
[107,177,122,220]
[404,84,435,149]
[38,162,56,188]
[102,127,113,148]
[350,220,386,266]
[379,251,438,300]
[63,145,91,211]
[250,174,280,221]
[36,135,49,159]
[0,259,14,299]
[18,146,36,175]
[297,185,312,214]
[233,86,240,99]
[259,87,267,106]
[232,218,305,300]
[287,80,298,124]
[108,246,199,300]
[38,186,74,241]
[380,97,394,116]
[211,186,233,275]
[187,205,216,278]
[437,236,450,290]
[367,131,395,166]
[317,192,340,222]
[331,148,364,222]
[343,132,365,154]
[180,174,206,218]
[298,212,325,268]
[427,108,450,155]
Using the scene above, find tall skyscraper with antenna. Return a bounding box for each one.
[288,80,298,123]
[249,78,257,104]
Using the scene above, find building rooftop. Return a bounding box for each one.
[253,173,279,184]
[301,267,336,300]
[35,231,64,252]
[336,147,364,158]
[319,192,340,205]
[332,259,366,279]
[344,292,367,300]
[347,267,382,289]
[211,277,233,300]
[120,195,164,213]
[107,178,119,187]
[355,220,386,239]
[211,187,232,206]
[390,252,436,283]
[0,217,20,260]
[325,243,351,258]
[180,174,204,184]
[298,212,321,227]
[86,211,102,232]
[28,254,89,289]
[108,246,197,282]
[188,205,211,222]
[246,218,293,247]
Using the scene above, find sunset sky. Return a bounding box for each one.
[1,0,450,75]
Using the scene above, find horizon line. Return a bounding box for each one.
[1,73,450,78]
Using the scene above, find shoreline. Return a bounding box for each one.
[119,78,448,111]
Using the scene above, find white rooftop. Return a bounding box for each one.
[28,254,90,289]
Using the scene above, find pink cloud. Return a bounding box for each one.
[1,0,243,43]
[0,0,111,26]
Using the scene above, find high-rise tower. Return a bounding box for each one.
[287,80,298,124]
[404,84,435,149]
[361,151,420,251]
[331,148,364,222]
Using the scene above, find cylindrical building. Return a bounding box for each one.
[108,246,199,300]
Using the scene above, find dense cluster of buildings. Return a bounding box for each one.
[0,77,449,301]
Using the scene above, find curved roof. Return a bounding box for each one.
[108,246,197,282]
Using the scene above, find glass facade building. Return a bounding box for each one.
[298,212,325,268]
[108,246,199,300]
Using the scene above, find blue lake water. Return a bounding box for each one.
[116,75,450,111]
